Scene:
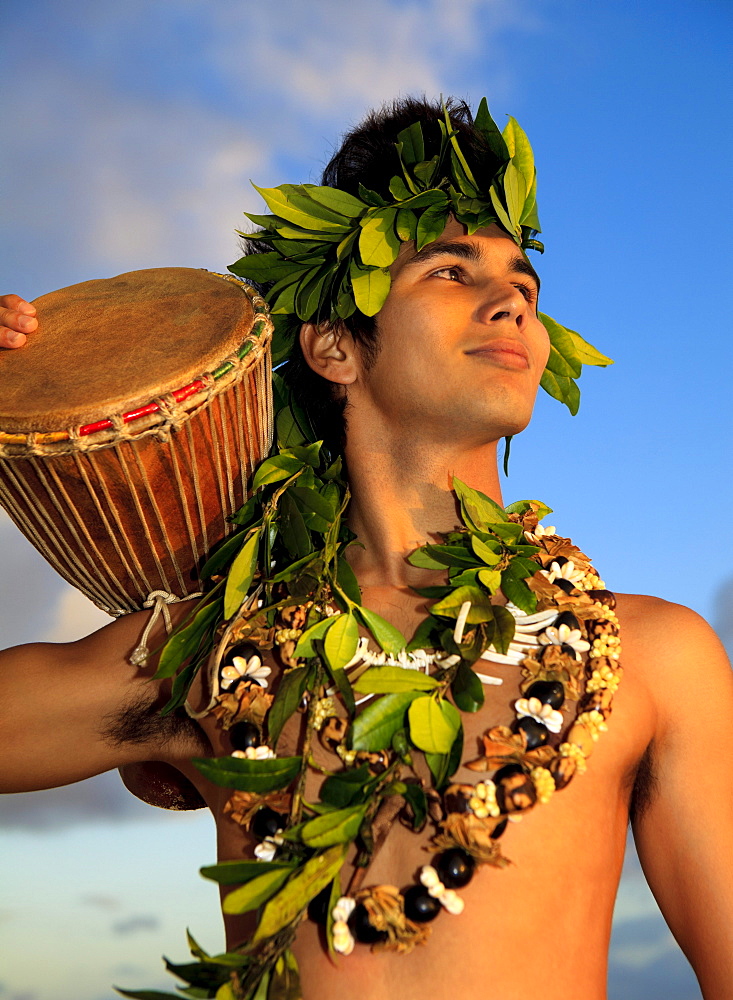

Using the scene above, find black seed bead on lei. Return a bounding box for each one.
[223,641,260,665]
[493,763,523,783]
[435,848,475,889]
[491,817,508,840]
[229,721,261,750]
[349,903,389,943]
[554,610,580,631]
[554,578,575,595]
[307,885,331,925]
[526,680,565,710]
[402,885,442,923]
[514,716,550,749]
[251,806,286,841]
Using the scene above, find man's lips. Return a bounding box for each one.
[464,338,530,369]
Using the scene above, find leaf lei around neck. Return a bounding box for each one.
[137,392,621,999]
[228,97,612,415]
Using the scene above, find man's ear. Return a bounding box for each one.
[299,322,358,385]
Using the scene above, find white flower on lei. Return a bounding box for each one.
[331,897,356,955]
[232,745,276,760]
[539,623,590,655]
[514,696,564,734]
[524,524,556,543]
[254,833,283,862]
[220,654,272,690]
[544,559,586,587]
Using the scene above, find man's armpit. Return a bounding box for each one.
[100,688,208,756]
[629,741,658,825]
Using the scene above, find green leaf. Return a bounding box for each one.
[163,959,232,991]
[431,585,494,623]
[335,557,361,606]
[192,755,301,794]
[395,207,417,242]
[349,262,391,316]
[200,860,295,885]
[500,563,537,615]
[355,606,406,655]
[503,117,535,195]
[353,665,439,694]
[253,184,349,232]
[396,122,425,165]
[489,184,515,236]
[453,477,507,529]
[300,804,367,847]
[278,493,312,561]
[268,666,310,745]
[224,529,261,620]
[222,867,292,915]
[540,368,581,415]
[490,605,516,655]
[407,696,460,754]
[470,534,502,566]
[402,782,428,830]
[478,568,502,592]
[267,950,301,1000]
[564,325,613,367]
[323,612,359,670]
[474,97,509,162]
[252,455,302,491]
[451,661,485,712]
[415,204,449,251]
[409,543,476,570]
[320,764,373,808]
[293,616,333,658]
[115,990,183,999]
[199,530,246,579]
[307,185,367,218]
[504,499,553,520]
[154,599,222,679]
[359,208,400,267]
[288,486,335,522]
[407,547,450,570]
[405,615,442,653]
[389,175,412,201]
[253,844,347,941]
[350,691,421,751]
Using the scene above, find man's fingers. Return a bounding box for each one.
[0,296,37,348]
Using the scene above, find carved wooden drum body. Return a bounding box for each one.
[0,268,273,615]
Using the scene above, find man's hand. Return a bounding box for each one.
[0,294,37,348]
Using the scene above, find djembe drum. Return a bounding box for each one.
[0,267,273,617]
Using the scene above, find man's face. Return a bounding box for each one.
[347,218,550,447]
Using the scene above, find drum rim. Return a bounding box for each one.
[0,276,273,457]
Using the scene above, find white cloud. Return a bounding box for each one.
[40,587,109,644]
[209,0,533,120]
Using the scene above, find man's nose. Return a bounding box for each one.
[476,286,528,326]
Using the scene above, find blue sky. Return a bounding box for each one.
[1,1,731,997]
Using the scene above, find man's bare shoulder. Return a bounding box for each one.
[614,591,731,734]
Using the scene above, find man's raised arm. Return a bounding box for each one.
[0,610,204,793]
[628,596,733,998]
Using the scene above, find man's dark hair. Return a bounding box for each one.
[278,95,494,453]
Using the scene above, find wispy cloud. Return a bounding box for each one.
[0,771,173,830]
[111,914,160,935]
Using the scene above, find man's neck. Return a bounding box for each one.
[343,426,503,590]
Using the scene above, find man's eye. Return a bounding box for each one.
[432,265,464,281]
[514,282,537,303]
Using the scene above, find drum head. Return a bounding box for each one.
[0,268,255,432]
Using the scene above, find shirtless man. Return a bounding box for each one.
[1,97,733,1000]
